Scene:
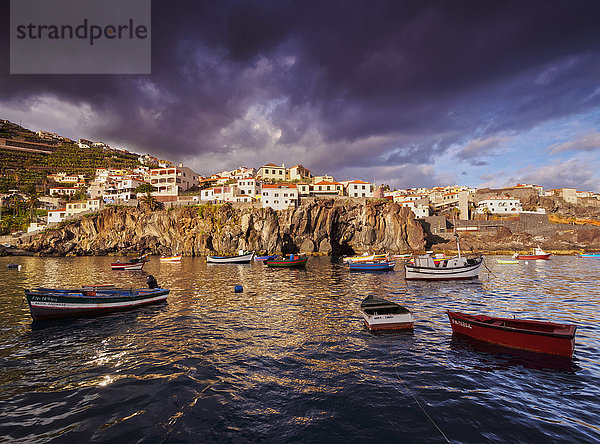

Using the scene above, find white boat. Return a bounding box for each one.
[160,254,182,263]
[343,252,389,263]
[360,295,414,330]
[207,250,255,264]
[404,234,482,280]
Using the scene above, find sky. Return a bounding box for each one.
[2,0,600,191]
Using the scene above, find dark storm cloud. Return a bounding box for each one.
[2,0,600,177]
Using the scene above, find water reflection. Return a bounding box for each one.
[0,255,599,442]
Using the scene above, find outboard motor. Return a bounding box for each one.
[146,275,159,289]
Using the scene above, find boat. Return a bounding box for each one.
[360,295,414,330]
[405,234,482,280]
[110,255,148,270]
[24,275,169,321]
[160,254,182,263]
[513,247,551,260]
[343,253,389,263]
[206,250,255,264]
[255,254,279,261]
[496,259,519,264]
[7,263,21,269]
[265,254,308,268]
[578,252,600,258]
[447,311,576,358]
[348,260,396,271]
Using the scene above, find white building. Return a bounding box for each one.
[49,187,78,197]
[66,199,102,217]
[345,180,373,198]
[395,200,430,219]
[476,196,523,214]
[148,165,200,196]
[237,178,261,199]
[48,208,67,224]
[200,186,237,202]
[262,184,298,210]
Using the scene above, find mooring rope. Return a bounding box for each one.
[389,347,451,443]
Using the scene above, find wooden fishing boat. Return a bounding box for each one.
[24,275,169,321]
[405,234,482,280]
[206,251,254,264]
[496,259,519,264]
[578,252,600,258]
[255,254,278,261]
[447,311,576,357]
[110,257,148,270]
[265,254,308,268]
[348,260,396,271]
[160,254,182,263]
[514,247,550,260]
[360,295,414,330]
[343,253,389,263]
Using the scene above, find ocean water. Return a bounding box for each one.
[0,255,599,442]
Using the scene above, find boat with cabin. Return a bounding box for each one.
[24,275,169,321]
[447,310,576,357]
[360,295,414,330]
[513,247,551,260]
[404,234,482,280]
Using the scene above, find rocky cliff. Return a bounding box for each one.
[21,200,425,256]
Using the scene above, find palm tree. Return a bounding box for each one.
[26,191,39,222]
[140,192,163,211]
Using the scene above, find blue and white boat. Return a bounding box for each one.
[348,260,396,272]
[24,276,169,321]
[579,253,600,258]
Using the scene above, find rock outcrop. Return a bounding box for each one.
[21,200,425,256]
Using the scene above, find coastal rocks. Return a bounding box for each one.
[20,199,426,256]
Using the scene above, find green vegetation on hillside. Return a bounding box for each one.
[0,120,141,192]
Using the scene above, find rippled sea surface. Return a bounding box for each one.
[1,255,599,443]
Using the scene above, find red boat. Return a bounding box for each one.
[514,247,551,260]
[447,311,576,357]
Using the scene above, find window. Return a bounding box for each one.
[275,193,279,197]
[327,186,331,191]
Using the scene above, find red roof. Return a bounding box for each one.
[315,181,341,186]
[262,163,282,168]
[349,180,370,184]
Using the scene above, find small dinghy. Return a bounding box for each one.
[360,295,414,331]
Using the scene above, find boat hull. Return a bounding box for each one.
[207,252,254,263]
[579,253,600,258]
[25,288,170,321]
[110,262,145,270]
[348,261,395,271]
[160,255,182,262]
[405,258,482,280]
[265,257,308,268]
[515,254,551,260]
[496,259,519,264]
[362,314,414,331]
[255,254,278,261]
[447,311,576,357]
